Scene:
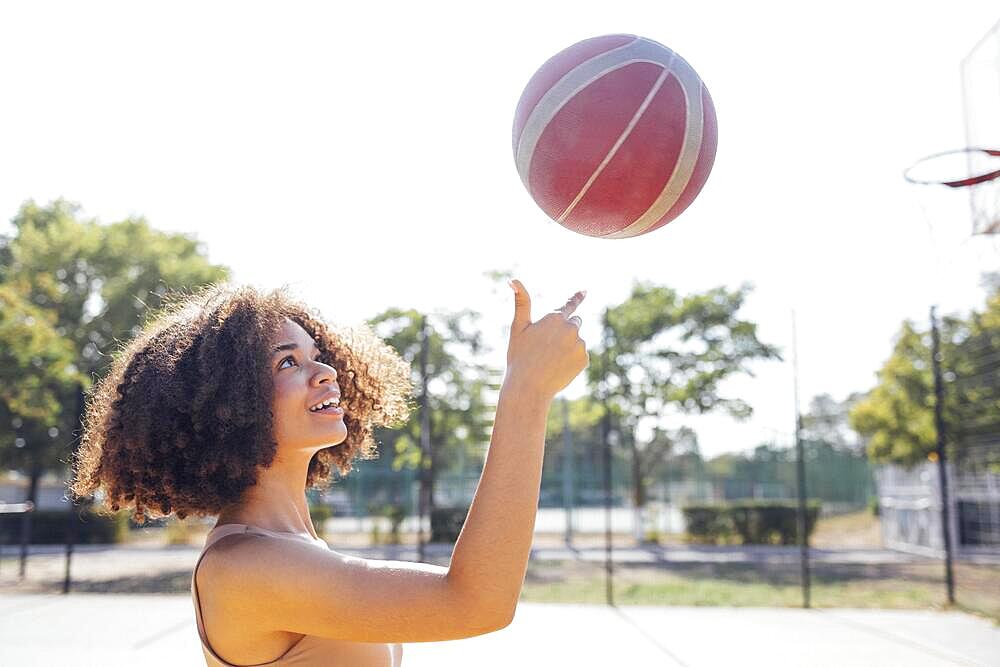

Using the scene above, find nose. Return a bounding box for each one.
[312,360,337,385]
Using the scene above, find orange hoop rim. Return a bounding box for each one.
[903,147,1000,188]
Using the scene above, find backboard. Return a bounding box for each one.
[962,18,1000,234]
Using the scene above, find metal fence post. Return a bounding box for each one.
[930,306,956,604]
[792,310,811,608]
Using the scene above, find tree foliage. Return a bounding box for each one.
[367,308,499,480]
[949,290,1000,460]
[850,287,1000,466]
[4,200,228,373]
[0,199,228,496]
[587,282,781,510]
[849,321,939,466]
[0,286,82,424]
[801,392,865,452]
[0,286,86,475]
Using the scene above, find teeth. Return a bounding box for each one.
[310,397,341,412]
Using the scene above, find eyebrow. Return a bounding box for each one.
[271,342,320,357]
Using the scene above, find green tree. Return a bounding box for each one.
[0,286,86,482]
[4,200,228,371]
[849,322,938,466]
[850,288,1000,466]
[0,199,229,508]
[949,290,1000,461]
[367,308,499,513]
[588,282,781,538]
[801,393,864,452]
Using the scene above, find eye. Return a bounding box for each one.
[278,353,323,370]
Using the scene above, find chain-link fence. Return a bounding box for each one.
[303,384,1000,617]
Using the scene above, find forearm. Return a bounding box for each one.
[445,374,552,621]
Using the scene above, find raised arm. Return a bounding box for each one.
[447,279,588,620]
[203,280,588,644]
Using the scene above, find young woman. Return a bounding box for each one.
[70,279,587,666]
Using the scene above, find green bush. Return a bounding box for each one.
[681,505,736,544]
[379,504,407,544]
[430,507,468,543]
[868,496,880,517]
[730,501,820,545]
[682,501,821,545]
[0,509,129,544]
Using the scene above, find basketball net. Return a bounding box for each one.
[963,18,1000,237]
[904,150,1000,315]
[970,171,1000,236]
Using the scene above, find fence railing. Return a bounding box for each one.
[0,500,34,579]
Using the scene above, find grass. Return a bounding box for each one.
[519,559,994,613]
[810,510,882,548]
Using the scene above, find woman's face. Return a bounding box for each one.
[269,318,348,452]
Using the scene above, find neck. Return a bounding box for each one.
[216,448,319,539]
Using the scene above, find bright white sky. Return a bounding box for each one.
[1,1,998,458]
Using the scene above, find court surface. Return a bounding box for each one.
[2,594,998,666]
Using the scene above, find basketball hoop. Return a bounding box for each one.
[903,147,1000,235]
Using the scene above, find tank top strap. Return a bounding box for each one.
[203,523,256,549]
[192,524,273,666]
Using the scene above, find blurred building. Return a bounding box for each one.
[876,455,1000,557]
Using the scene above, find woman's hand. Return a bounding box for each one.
[504,279,589,399]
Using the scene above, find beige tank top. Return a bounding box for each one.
[191,523,403,666]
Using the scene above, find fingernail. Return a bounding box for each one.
[579,290,587,298]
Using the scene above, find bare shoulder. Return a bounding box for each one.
[196,533,305,662]
[197,531,306,609]
[197,530,509,644]
[196,531,261,592]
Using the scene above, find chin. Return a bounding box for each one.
[279,431,348,453]
[296,441,342,458]
[319,433,349,448]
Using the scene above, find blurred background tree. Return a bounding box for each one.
[0,199,228,511]
[801,392,865,452]
[850,284,1000,467]
[587,282,781,538]
[368,307,499,515]
[0,285,85,499]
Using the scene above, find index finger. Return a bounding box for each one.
[556,290,587,318]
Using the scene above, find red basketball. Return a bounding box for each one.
[512,34,718,238]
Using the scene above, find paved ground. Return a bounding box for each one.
[2,594,998,666]
[3,540,998,665]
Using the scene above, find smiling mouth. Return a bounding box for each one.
[310,405,345,417]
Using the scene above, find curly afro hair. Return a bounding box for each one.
[69,282,412,524]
